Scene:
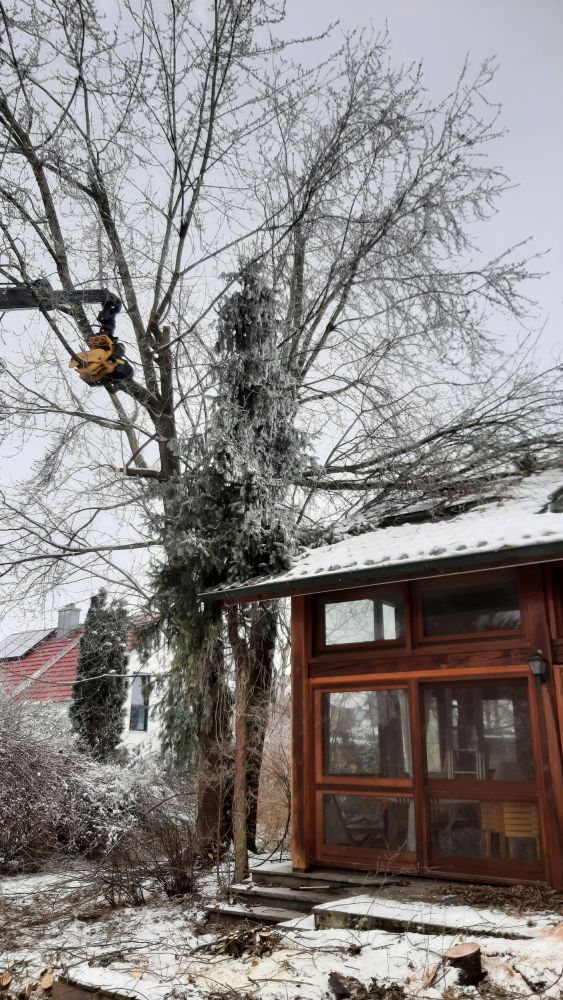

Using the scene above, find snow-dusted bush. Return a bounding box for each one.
[0,686,173,872]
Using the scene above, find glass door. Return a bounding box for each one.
[421,678,544,877]
[314,687,416,866]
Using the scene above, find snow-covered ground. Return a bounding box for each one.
[1,870,562,1000]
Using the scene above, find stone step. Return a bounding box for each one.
[206,901,298,925]
[250,862,388,891]
[231,881,335,912]
[312,895,549,939]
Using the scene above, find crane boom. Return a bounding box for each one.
[0,285,119,312]
[0,282,133,387]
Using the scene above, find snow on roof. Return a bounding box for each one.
[204,469,563,601]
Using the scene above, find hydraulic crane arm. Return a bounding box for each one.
[0,282,133,387]
[0,284,119,311]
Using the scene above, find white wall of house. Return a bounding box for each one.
[121,639,168,753]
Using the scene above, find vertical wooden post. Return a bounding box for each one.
[228,606,249,883]
[521,566,563,889]
[409,679,428,872]
[291,595,310,871]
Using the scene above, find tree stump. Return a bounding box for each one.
[444,942,483,985]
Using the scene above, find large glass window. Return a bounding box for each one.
[423,681,534,781]
[418,573,521,636]
[324,690,411,778]
[323,794,415,852]
[323,593,404,645]
[430,799,540,863]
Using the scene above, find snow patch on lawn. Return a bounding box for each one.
[2,872,562,1000]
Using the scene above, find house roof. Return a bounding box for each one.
[201,469,563,603]
[0,630,81,703]
[0,628,53,660]
[0,620,144,704]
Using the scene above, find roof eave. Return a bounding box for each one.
[200,539,563,604]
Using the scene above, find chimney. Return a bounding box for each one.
[57,604,80,638]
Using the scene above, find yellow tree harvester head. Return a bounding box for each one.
[69,297,133,387]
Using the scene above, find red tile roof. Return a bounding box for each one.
[0,630,81,703]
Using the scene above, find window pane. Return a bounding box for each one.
[430,799,540,863]
[131,674,150,706]
[129,704,148,732]
[324,690,411,777]
[129,675,150,732]
[324,594,404,645]
[420,577,520,635]
[323,795,415,852]
[423,681,534,780]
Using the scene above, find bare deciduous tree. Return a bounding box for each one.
[1,0,560,861]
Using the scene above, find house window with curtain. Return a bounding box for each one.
[129,674,150,732]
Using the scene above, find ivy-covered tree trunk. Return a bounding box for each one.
[196,729,233,859]
[151,267,305,866]
[228,600,278,878]
[195,625,233,859]
[246,601,278,853]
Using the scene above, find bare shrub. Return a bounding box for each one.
[144,811,195,897]
[0,685,177,873]
[98,831,147,907]
[97,811,195,907]
[0,688,79,870]
[256,697,291,855]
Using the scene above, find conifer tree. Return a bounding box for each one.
[70,589,129,761]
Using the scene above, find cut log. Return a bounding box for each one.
[445,942,483,985]
[0,973,13,991]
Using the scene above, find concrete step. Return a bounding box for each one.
[251,862,388,891]
[231,881,335,913]
[206,901,298,925]
[312,895,549,939]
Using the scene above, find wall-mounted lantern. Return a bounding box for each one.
[528,649,548,684]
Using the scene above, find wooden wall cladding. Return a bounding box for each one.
[290,561,563,888]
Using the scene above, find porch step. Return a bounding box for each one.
[312,895,551,939]
[206,901,298,925]
[250,861,390,891]
[230,881,337,913]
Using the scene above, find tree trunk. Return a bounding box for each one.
[196,729,232,861]
[445,943,483,986]
[228,605,250,882]
[195,612,233,861]
[246,601,278,853]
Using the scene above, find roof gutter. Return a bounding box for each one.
[200,539,563,604]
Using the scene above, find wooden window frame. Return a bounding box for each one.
[309,670,547,882]
[316,789,418,867]
[411,568,529,648]
[313,584,409,655]
[315,685,413,788]
[313,681,416,866]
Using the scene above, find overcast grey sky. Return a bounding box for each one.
[2,0,561,638]
[284,0,563,360]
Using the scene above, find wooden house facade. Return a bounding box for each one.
[204,472,563,889]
